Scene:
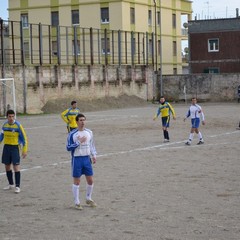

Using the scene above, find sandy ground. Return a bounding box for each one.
[0,102,240,240]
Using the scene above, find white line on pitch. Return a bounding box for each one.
[0,130,239,177]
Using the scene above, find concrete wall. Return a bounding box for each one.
[162,74,240,102]
[1,65,240,114]
[1,65,154,114]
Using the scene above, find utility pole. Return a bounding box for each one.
[159,0,163,96]
[153,0,157,72]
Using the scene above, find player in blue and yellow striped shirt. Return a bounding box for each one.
[0,109,28,193]
[153,96,176,142]
[61,101,81,133]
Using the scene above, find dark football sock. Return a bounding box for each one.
[6,170,14,185]
[15,171,21,188]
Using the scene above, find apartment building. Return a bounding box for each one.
[8,0,192,74]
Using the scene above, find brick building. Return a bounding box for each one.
[188,17,240,73]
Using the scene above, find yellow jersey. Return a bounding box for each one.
[61,108,80,128]
[0,120,28,154]
[154,102,176,118]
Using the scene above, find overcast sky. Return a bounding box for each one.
[192,0,240,19]
[0,0,239,20]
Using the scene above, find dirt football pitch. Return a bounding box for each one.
[0,102,240,240]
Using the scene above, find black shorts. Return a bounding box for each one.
[162,116,170,128]
[2,145,20,165]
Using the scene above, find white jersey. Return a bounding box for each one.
[186,104,205,121]
[72,129,96,157]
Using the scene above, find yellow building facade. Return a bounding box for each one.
[8,0,192,74]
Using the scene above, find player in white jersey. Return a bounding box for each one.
[66,113,97,210]
[184,97,205,145]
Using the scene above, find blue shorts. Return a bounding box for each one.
[162,116,170,128]
[72,155,93,178]
[191,118,200,128]
[2,145,20,165]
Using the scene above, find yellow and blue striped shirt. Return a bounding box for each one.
[0,120,28,154]
[61,108,80,129]
[155,102,176,118]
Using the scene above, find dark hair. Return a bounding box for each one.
[71,101,77,106]
[160,96,165,99]
[6,109,15,116]
[76,113,86,121]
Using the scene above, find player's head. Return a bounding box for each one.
[71,100,77,109]
[6,109,15,124]
[76,113,86,122]
[159,96,165,104]
[76,113,86,129]
[191,97,197,104]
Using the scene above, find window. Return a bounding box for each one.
[172,14,176,28]
[72,10,79,25]
[208,39,219,52]
[157,11,160,25]
[148,10,152,25]
[52,41,58,56]
[204,67,219,73]
[51,11,59,26]
[173,41,177,56]
[173,68,177,75]
[72,40,80,55]
[21,14,29,28]
[101,8,109,23]
[130,8,135,24]
[101,38,110,54]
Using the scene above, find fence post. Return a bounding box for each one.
[118,30,121,66]
[48,25,52,64]
[66,27,69,64]
[137,32,140,64]
[151,32,154,67]
[73,26,78,65]
[30,24,33,64]
[90,27,94,65]
[10,21,16,64]
[142,33,145,65]
[57,26,61,65]
[146,32,149,66]
[0,19,4,66]
[125,31,127,64]
[20,21,25,65]
[111,30,114,64]
[104,28,108,66]
[97,29,100,64]
[38,23,43,65]
[131,31,134,66]
[82,28,86,64]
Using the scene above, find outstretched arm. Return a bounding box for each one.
[153,108,161,120]
[168,103,176,120]
[184,109,190,122]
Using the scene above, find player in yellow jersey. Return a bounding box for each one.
[0,109,28,193]
[153,96,176,142]
[61,101,81,133]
